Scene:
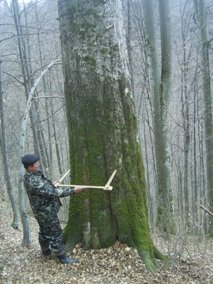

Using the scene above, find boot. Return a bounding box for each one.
[42,249,52,257]
[57,254,79,264]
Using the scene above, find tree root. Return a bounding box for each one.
[153,245,169,261]
[138,245,170,271]
[139,251,157,272]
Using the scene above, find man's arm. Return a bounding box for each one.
[57,186,84,196]
[29,174,84,197]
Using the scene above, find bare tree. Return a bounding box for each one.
[141,0,175,233]
[18,59,61,246]
[0,60,19,230]
[193,0,213,235]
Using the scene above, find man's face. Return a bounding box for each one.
[27,161,40,173]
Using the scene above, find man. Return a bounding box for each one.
[22,153,84,264]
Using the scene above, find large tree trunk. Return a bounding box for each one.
[58,0,164,270]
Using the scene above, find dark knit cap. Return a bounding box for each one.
[21,154,39,166]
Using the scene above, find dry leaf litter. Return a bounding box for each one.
[0,201,212,284]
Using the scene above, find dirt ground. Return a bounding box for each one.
[0,201,212,284]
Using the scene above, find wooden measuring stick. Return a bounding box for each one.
[57,170,116,191]
[104,170,117,188]
[59,170,70,182]
[54,170,70,187]
[58,184,112,190]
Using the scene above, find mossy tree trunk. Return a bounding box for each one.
[58,0,164,270]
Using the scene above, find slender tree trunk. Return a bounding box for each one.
[194,0,213,235]
[192,61,200,234]
[58,0,165,270]
[0,60,19,230]
[142,0,174,233]
[11,0,49,173]
[198,118,207,234]
[156,0,174,232]
[50,98,63,176]
[143,124,154,227]
[11,0,35,246]
[35,2,53,177]
[18,59,60,246]
[180,23,190,229]
[193,98,198,231]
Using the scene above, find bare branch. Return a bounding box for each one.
[0,35,18,43]
[200,204,213,217]
[209,37,213,45]
[33,96,64,100]
[3,71,24,85]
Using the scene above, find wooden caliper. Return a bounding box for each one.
[55,170,117,191]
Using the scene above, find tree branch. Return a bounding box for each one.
[3,71,24,85]
[200,204,213,217]
[209,37,213,45]
[32,96,64,100]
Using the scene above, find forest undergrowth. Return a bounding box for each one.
[0,200,212,284]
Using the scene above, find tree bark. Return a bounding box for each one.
[126,0,135,97]
[142,0,175,233]
[11,0,49,173]
[180,4,191,229]
[35,2,53,177]
[0,60,19,230]
[193,0,213,235]
[58,0,165,270]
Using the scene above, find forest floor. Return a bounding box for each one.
[0,200,212,284]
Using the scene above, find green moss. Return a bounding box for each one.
[139,251,157,272]
[153,246,169,261]
[63,72,166,268]
[83,56,96,68]
[100,47,110,54]
[59,0,165,270]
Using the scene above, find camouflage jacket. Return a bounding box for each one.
[24,170,75,217]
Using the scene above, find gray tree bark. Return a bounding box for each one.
[142,0,174,233]
[58,0,165,270]
[179,3,191,229]
[194,0,213,235]
[126,0,135,97]
[35,2,53,177]
[0,60,19,230]
[11,0,49,173]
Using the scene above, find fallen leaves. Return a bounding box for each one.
[0,202,212,284]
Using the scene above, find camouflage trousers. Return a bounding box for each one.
[35,211,66,256]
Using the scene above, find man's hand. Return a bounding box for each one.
[53,180,61,187]
[74,187,85,193]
